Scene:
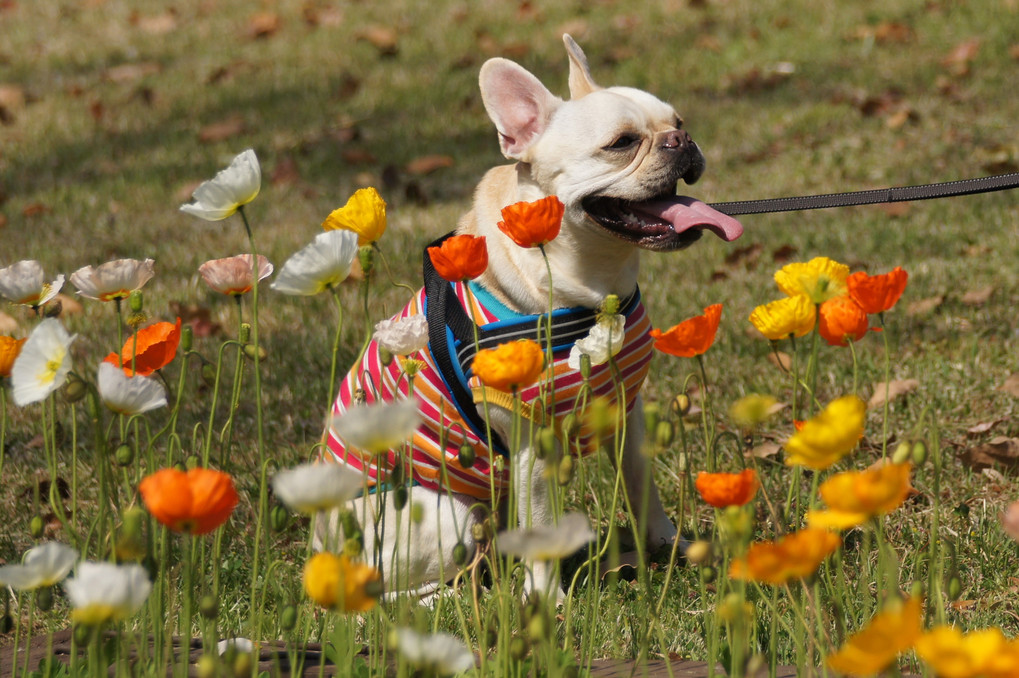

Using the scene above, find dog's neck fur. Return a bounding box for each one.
[458,163,640,315]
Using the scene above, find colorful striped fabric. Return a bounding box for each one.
[324,280,654,501]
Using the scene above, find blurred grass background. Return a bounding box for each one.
[1,0,1018,660]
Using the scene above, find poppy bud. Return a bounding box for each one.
[471,523,488,544]
[127,311,148,328]
[114,507,148,562]
[699,565,717,583]
[129,289,144,313]
[484,626,498,650]
[269,504,290,533]
[199,594,218,619]
[458,442,476,468]
[685,540,713,565]
[911,440,928,465]
[526,612,548,642]
[947,574,963,600]
[536,427,556,460]
[29,516,44,539]
[909,581,925,600]
[43,299,63,318]
[239,323,251,343]
[195,655,217,678]
[63,374,88,403]
[36,586,54,612]
[672,394,692,416]
[578,353,591,380]
[243,343,267,362]
[509,636,530,661]
[359,246,375,276]
[655,420,675,448]
[340,510,360,537]
[561,413,580,439]
[643,402,661,436]
[601,294,620,317]
[677,453,689,473]
[343,537,362,558]
[231,651,253,678]
[180,325,193,353]
[378,346,393,366]
[185,455,200,470]
[280,605,298,631]
[493,456,505,474]
[410,501,424,524]
[393,485,408,510]
[201,362,217,387]
[115,443,134,467]
[453,541,468,566]
[892,440,911,464]
[557,455,574,486]
[72,623,92,645]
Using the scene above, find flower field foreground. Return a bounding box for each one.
[0,150,1018,678]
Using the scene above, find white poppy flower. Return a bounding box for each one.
[64,561,152,626]
[179,149,261,221]
[271,462,366,515]
[374,314,429,356]
[0,260,64,308]
[496,512,595,561]
[271,230,359,296]
[70,258,155,302]
[393,628,475,676]
[567,314,625,370]
[331,398,421,454]
[97,362,167,415]
[198,254,273,296]
[0,542,78,591]
[11,318,76,406]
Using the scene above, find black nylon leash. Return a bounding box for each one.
[709,172,1019,216]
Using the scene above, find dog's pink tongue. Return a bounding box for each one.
[638,196,744,241]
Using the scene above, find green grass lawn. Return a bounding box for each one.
[1,0,1018,673]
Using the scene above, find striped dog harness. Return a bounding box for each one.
[324,233,654,501]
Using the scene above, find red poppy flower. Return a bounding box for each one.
[818,296,869,347]
[139,467,238,535]
[847,266,908,315]
[695,468,759,508]
[104,318,182,377]
[497,196,564,248]
[650,304,723,358]
[428,234,489,281]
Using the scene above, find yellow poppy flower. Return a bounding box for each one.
[322,187,388,246]
[784,395,866,470]
[303,552,380,613]
[748,295,816,340]
[774,256,849,304]
[826,597,923,677]
[807,462,912,530]
[915,626,1019,678]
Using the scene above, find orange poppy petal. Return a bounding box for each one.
[497,196,564,248]
[428,234,489,281]
[651,304,722,357]
[818,296,868,347]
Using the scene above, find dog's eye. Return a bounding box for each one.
[675,117,684,129]
[606,134,640,150]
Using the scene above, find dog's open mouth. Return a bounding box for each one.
[583,195,744,251]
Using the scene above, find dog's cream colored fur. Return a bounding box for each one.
[317,35,740,599]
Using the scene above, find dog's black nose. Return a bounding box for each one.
[660,129,692,151]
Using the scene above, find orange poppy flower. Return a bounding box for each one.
[818,296,868,346]
[104,318,182,377]
[471,339,544,392]
[0,336,26,378]
[847,266,908,315]
[138,467,238,535]
[729,527,841,585]
[695,468,759,508]
[428,234,489,281]
[650,304,723,358]
[807,462,913,530]
[497,196,564,248]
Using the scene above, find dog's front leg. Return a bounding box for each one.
[620,396,679,552]
[513,442,567,602]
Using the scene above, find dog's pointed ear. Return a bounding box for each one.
[563,34,600,99]
[479,58,562,161]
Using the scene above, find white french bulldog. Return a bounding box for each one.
[319,35,743,600]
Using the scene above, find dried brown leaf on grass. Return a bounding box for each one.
[405,155,454,176]
[105,63,161,84]
[199,115,246,143]
[766,351,792,371]
[906,295,944,316]
[999,373,1019,398]
[131,11,177,35]
[960,285,995,306]
[356,26,399,55]
[248,12,281,39]
[868,379,919,408]
[968,419,1005,436]
[959,437,1019,473]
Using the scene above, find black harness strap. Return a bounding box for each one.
[708,172,1019,216]
[422,232,638,456]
